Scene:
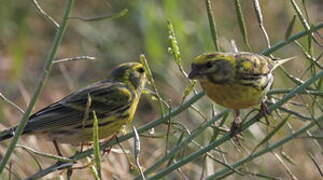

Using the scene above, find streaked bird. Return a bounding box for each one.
[188,52,294,134]
[0,62,147,146]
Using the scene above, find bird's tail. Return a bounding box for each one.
[0,127,16,142]
[272,57,295,71]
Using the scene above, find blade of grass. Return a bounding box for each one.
[146,70,323,179]
[251,115,291,153]
[31,0,59,28]
[24,23,323,179]
[285,15,297,39]
[24,92,204,179]
[205,0,219,51]
[252,0,271,49]
[135,110,230,179]
[308,152,323,176]
[233,0,251,50]
[0,0,75,173]
[205,115,323,179]
[271,152,298,180]
[53,56,96,64]
[290,0,313,53]
[88,157,100,180]
[140,54,166,115]
[261,22,323,55]
[167,21,190,78]
[69,8,128,22]
[16,145,74,163]
[0,92,24,114]
[280,151,297,166]
[133,126,146,180]
[92,111,101,179]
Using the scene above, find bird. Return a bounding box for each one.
[188,52,294,134]
[0,62,147,151]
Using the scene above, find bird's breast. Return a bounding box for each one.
[200,81,266,109]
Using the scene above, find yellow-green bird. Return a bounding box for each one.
[0,62,147,145]
[188,52,294,134]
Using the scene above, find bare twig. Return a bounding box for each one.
[133,126,146,180]
[53,56,96,64]
[0,0,75,173]
[0,92,24,114]
[69,8,128,22]
[31,0,59,28]
[252,0,271,50]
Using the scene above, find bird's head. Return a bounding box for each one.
[188,52,235,84]
[109,62,147,91]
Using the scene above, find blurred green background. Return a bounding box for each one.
[0,0,322,179]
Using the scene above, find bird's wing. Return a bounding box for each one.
[24,81,133,132]
[234,53,273,89]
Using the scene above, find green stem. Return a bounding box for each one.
[23,21,323,179]
[135,110,230,179]
[261,22,323,55]
[0,0,75,173]
[205,0,219,51]
[206,115,323,179]
[24,92,205,180]
[147,70,323,179]
[233,0,251,50]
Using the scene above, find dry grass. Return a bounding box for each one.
[0,0,322,179]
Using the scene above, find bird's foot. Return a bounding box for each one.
[52,140,64,157]
[260,102,270,116]
[230,110,242,136]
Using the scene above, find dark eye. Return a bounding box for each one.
[206,62,212,68]
[137,67,145,73]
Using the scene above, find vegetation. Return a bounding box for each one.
[0,0,322,179]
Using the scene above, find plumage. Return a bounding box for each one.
[0,62,147,144]
[189,52,294,134]
[189,52,294,109]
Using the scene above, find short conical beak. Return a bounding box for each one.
[188,69,199,79]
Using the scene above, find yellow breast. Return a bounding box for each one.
[200,81,266,110]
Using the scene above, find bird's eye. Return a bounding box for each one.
[206,62,213,68]
[137,67,145,73]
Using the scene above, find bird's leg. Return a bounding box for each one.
[260,101,271,126]
[52,140,63,157]
[80,143,84,152]
[101,135,115,156]
[260,101,270,115]
[230,110,241,136]
[102,146,112,156]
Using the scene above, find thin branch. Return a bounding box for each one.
[145,70,323,179]
[24,92,204,179]
[69,8,128,22]
[16,145,74,162]
[31,0,59,28]
[205,115,323,179]
[0,92,24,114]
[205,0,219,51]
[23,22,323,179]
[53,56,96,64]
[261,22,323,55]
[135,110,230,179]
[133,126,146,180]
[0,0,75,173]
[272,152,298,180]
[233,0,251,50]
[252,0,271,49]
[308,152,323,177]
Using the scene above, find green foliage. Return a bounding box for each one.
[0,0,322,179]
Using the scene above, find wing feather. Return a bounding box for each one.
[24,81,133,132]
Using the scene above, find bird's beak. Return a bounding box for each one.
[188,69,200,79]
